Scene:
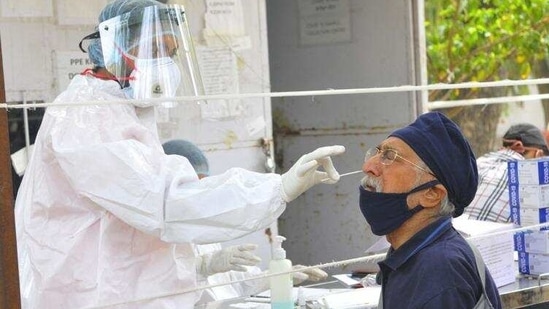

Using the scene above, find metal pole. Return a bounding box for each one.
[21,91,30,162]
[0,35,22,309]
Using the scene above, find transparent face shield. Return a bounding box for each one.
[99,4,204,106]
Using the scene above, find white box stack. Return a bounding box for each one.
[517,251,549,275]
[508,158,549,275]
[508,184,549,209]
[507,159,549,186]
[515,231,549,254]
[508,159,549,230]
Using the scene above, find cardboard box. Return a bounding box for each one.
[518,252,549,275]
[508,159,549,185]
[453,217,516,287]
[509,184,549,209]
[515,230,549,254]
[510,207,549,230]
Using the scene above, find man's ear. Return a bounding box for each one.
[420,184,447,208]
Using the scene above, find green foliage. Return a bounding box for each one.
[425,0,549,101]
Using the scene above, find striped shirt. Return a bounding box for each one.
[463,149,524,223]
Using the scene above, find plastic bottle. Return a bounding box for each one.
[269,235,293,309]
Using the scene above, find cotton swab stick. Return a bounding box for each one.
[321,170,362,182]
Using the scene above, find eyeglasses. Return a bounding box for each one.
[365,147,436,177]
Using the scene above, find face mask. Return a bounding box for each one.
[359,180,440,236]
[127,57,182,108]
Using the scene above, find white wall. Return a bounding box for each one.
[0,0,108,102]
[495,85,546,146]
[267,0,424,272]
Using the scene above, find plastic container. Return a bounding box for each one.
[269,235,293,309]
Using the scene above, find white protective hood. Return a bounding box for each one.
[15,75,285,309]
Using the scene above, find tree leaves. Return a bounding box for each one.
[425,0,549,156]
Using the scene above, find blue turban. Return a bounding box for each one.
[389,112,478,217]
[87,0,163,68]
[162,139,210,176]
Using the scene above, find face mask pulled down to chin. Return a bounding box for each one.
[359,179,440,236]
[126,57,182,108]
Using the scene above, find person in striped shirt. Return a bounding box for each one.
[463,123,549,222]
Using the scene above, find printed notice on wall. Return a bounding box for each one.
[203,0,250,49]
[54,51,93,93]
[196,46,241,119]
[298,0,351,46]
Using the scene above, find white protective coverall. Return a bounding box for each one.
[15,74,285,309]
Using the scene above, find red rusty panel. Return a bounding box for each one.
[0,35,21,309]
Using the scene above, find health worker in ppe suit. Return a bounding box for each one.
[162,139,329,304]
[14,1,345,309]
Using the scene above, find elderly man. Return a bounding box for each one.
[360,112,502,308]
